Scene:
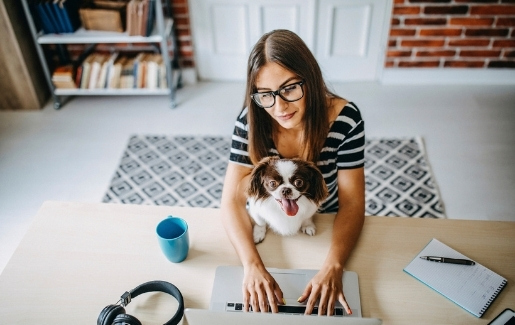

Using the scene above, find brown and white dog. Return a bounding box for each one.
[247,156,328,244]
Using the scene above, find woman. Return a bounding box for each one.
[220,29,365,316]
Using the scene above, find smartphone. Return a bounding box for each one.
[488,308,515,325]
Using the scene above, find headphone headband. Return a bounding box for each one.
[98,280,184,325]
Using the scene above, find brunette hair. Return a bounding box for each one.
[244,29,339,165]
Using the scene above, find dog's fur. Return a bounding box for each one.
[247,157,328,243]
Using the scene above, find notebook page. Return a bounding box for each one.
[404,238,507,317]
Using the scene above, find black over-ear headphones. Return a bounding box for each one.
[97,280,184,325]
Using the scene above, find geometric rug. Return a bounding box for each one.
[102,135,446,218]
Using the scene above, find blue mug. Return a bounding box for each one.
[156,216,189,263]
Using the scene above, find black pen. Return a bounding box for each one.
[420,256,475,265]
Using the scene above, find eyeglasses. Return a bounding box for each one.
[250,80,305,108]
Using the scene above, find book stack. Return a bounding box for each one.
[77,52,168,90]
[33,0,81,34]
[126,0,155,36]
[52,65,77,89]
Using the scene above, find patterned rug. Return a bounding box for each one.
[102,135,446,218]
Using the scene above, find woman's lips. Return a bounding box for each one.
[276,112,295,121]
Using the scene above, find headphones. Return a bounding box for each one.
[97,281,184,325]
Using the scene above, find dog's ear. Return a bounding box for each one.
[247,156,276,198]
[298,159,328,205]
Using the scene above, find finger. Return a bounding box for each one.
[338,292,352,316]
[275,286,285,306]
[242,288,250,312]
[318,287,329,316]
[250,289,259,313]
[304,284,320,315]
[256,285,268,313]
[265,284,278,313]
[297,283,312,304]
[326,292,336,316]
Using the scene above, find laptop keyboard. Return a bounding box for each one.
[225,302,345,316]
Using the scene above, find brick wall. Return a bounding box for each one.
[386,0,515,68]
[170,0,194,68]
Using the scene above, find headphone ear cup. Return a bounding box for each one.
[97,305,126,325]
[112,313,142,325]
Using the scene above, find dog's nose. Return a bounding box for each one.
[281,187,292,196]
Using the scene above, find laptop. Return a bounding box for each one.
[184,308,382,325]
[210,266,362,317]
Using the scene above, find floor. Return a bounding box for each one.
[1,81,514,275]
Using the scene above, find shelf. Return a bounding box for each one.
[37,19,173,44]
[21,0,177,109]
[54,88,171,96]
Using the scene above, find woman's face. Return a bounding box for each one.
[254,62,306,131]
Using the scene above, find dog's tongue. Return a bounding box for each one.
[281,199,299,217]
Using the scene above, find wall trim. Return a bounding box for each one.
[380,68,515,85]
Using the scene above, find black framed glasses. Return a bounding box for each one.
[250,80,305,108]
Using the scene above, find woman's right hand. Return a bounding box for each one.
[243,263,284,313]
[220,163,283,312]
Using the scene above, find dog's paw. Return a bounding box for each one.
[301,224,316,236]
[253,225,267,244]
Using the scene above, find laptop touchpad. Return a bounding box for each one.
[270,272,306,299]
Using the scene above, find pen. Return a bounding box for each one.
[420,256,475,266]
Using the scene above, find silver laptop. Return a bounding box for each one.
[185,308,382,325]
[210,266,362,317]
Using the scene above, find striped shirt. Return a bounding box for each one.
[229,102,365,213]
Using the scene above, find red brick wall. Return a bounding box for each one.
[170,0,194,68]
[386,0,515,68]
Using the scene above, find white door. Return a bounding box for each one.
[189,0,316,80]
[316,0,391,81]
[189,0,391,82]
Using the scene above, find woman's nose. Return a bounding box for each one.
[274,94,288,111]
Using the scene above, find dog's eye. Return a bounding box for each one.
[268,180,277,189]
[293,179,303,187]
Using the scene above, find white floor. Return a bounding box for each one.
[1,81,514,275]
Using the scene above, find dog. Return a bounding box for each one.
[246,156,328,244]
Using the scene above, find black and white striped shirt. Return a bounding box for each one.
[229,102,365,213]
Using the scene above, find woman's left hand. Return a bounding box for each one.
[297,265,352,316]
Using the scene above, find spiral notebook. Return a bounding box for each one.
[404,238,507,318]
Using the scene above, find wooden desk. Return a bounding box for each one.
[0,201,513,324]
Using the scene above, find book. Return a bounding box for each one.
[44,0,61,33]
[57,0,73,32]
[108,56,127,89]
[137,0,149,36]
[60,0,81,32]
[96,58,109,89]
[145,0,155,37]
[132,52,147,88]
[404,238,507,318]
[36,1,57,34]
[51,0,67,33]
[126,0,138,36]
[126,0,151,36]
[97,52,119,89]
[88,54,108,89]
[75,65,83,87]
[52,65,76,89]
[146,54,162,89]
[80,53,98,89]
[120,57,136,89]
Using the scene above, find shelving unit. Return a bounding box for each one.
[20,0,178,109]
